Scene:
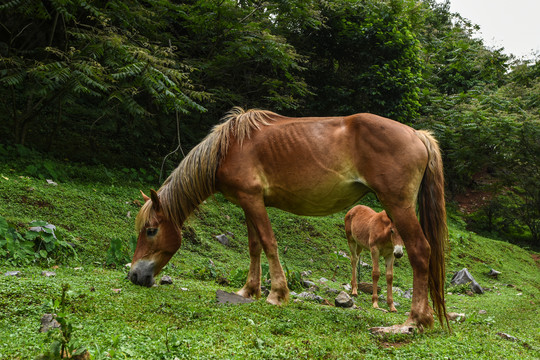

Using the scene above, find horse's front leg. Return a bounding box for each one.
[237,220,262,299]
[385,255,397,312]
[370,247,381,309]
[239,195,289,305]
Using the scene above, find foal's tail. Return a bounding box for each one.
[415,130,449,329]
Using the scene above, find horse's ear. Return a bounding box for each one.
[150,189,161,212]
[140,190,150,203]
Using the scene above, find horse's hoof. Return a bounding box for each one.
[369,324,415,335]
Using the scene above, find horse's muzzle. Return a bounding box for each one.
[128,260,155,287]
[393,245,404,259]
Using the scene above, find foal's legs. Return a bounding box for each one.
[348,238,362,296]
[370,247,381,309]
[384,254,397,312]
[238,195,289,305]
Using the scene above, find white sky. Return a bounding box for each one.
[439,0,540,60]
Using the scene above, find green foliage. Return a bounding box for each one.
[106,236,137,267]
[0,216,76,265]
[38,284,87,359]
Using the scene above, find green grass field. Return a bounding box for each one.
[0,160,538,359]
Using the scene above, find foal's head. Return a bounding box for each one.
[390,224,404,259]
[128,190,181,287]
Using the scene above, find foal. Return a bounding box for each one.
[345,205,404,312]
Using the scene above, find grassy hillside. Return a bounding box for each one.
[0,158,538,359]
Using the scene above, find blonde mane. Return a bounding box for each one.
[135,107,278,231]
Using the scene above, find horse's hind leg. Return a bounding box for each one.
[387,206,434,329]
[348,237,362,296]
[237,220,262,299]
[384,254,397,312]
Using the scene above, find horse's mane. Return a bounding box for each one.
[135,107,277,231]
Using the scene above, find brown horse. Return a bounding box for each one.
[128,107,448,330]
[345,205,404,312]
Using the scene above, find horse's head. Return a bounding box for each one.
[128,190,181,287]
[390,226,404,259]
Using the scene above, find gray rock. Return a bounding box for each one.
[215,234,230,246]
[216,290,254,305]
[41,271,56,277]
[40,314,61,332]
[302,280,316,288]
[160,275,173,285]
[335,291,354,308]
[487,269,501,278]
[319,277,329,283]
[451,268,484,294]
[402,288,413,299]
[392,287,404,297]
[296,292,324,302]
[301,270,312,277]
[497,332,518,342]
[4,271,21,277]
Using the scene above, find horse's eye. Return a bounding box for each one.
[146,228,158,237]
[390,229,395,234]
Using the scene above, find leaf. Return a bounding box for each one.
[40,250,48,258]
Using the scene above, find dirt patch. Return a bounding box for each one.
[20,195,54,209]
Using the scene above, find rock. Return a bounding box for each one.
[497,332,518,342]
[402,288,413,299]
[487,269,501,278]
[478,309,487,314]
[41,271,56,277]
[447,312,466,322]
[112,289,121,293]
[296,292,324,302]
[357,282,380,295]
[451,268,484,294]
[359,260,371,268]
[319,277,329,283]
[392,287,404,297]
[375,307,388,313]
[370,325,415,335]
[4,271,21,277]
[302,280,316,288]
[335,291,354,308]
[216,290,254,305]
[342,283,351,291]
[46,179,58,186]
[40,314,61,332]
[215,234,230,246]
[307,285,319,292]
[301,270,312,277]
[160,275,173,285]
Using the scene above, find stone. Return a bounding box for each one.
[40,314,61,332]
[296,292,324,302]
[302,280,316,288]
[392,287,404,297]
[478,309,487,314]
[357,282,380,295]
[4,271,21,277]
[335,291,354,308]
[160,275,173,285]
[41,271,56,277]
[319,277,329,283]
[487,269,501,278]
[216,290,254,305]
[451,268,484,294]
[342,283,351,291]
[46,179,58,186]
[447,312,466,322]
[301,270,312,277]
[402,288,413,299]
[370,325,415,335]
[497,332,518,342]
[215,234,230,246]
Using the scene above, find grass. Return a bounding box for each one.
[0,157,539,359]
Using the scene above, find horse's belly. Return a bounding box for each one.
[263,179,369,216]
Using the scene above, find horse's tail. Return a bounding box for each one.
[415,130,449,330]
